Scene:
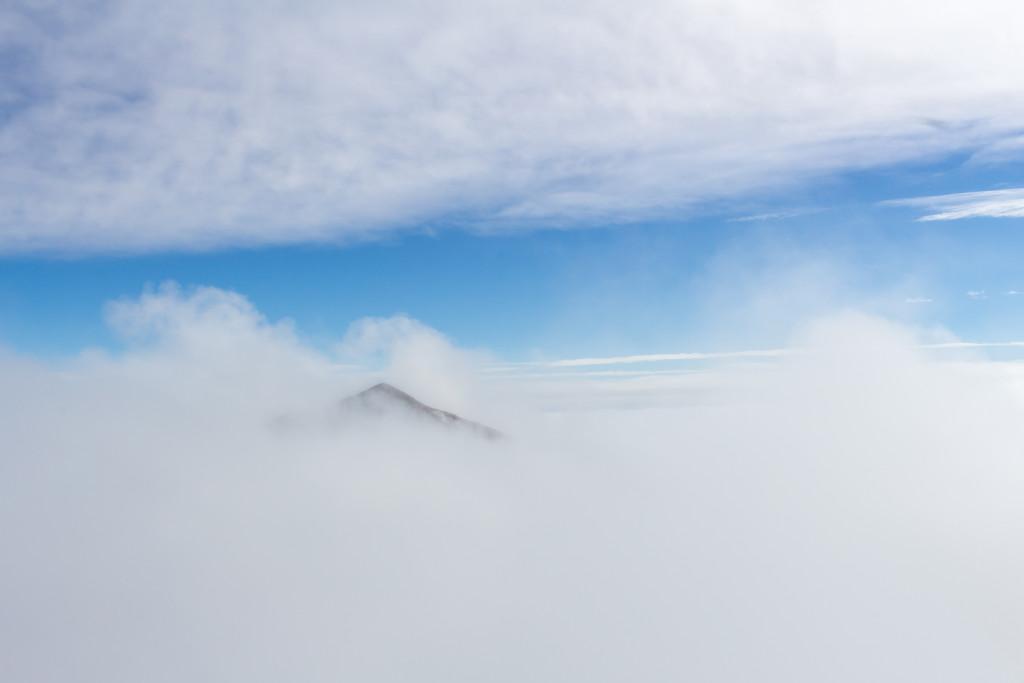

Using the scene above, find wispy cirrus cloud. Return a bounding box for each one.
[884,188,1024,221]
[523,348,794,368]
[489,338,1024,376]
[3,0,1024,253]
[729,207,825,222]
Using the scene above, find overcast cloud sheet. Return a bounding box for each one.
[3,0,1024,251]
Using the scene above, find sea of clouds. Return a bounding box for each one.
[2,283,1024,681]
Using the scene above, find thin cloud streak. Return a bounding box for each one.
[884,188,1024,221]
[925,340,1024,349]
[729,207,825,222]
[526,348,796,368]
[484,368,709,379]
[493,340,1024,372]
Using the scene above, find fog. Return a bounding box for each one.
[2,286,1024,681]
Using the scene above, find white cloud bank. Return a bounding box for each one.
[3,286,1024,681]
[2,0,1024,252]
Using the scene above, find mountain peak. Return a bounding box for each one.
[358,382,420,403]
[340,382,502,439]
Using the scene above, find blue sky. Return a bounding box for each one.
[2,0,1024,364]
[3,154,1024,363]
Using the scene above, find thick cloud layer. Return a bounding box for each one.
[2,0,1024,251]
[2,287,1024,681]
